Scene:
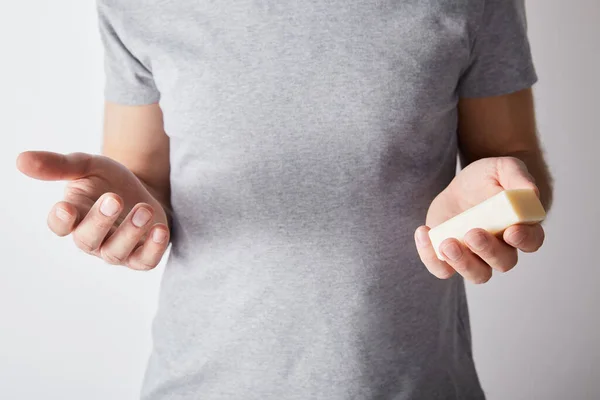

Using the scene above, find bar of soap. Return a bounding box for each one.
[428,189,546,260]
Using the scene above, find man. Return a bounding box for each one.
[17,0,553,398]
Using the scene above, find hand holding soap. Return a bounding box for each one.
[428,189,546,260]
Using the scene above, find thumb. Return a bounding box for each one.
[16,151,92,181]
[496,157,540,198]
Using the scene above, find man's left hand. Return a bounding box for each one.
[414,157,546,284]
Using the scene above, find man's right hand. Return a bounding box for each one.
[17,151,170,270]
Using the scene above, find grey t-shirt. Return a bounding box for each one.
[97,1,537,399]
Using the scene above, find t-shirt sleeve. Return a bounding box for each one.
[97,4,160,105]
[458,0,538,98]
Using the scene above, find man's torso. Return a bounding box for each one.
[100,1,487,398]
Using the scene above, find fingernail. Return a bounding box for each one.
[152,229,167,244]
[55,207,72,222]
[415,229,429,246]
[508,230,527,246]
[132,208,152,228]
[467,232,488,251]
[442,243,462,261]
[100,197,120,217]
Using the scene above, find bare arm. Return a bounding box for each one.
[102,102,172,218]
[416,89,553,283]
[458,88,554,211]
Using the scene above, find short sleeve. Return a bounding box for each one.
[458,0,538,98]
[97,4,160,105]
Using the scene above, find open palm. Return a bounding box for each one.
[17,151,170,270]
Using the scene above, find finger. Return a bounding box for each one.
[100,204,155,265]
[47,201,79,237]
[415,226,456,279]
[440,239,493,284]
[496,157,539,197]
[504,223,545,253]
[126,224,170,271]
[72,193,123,253]
[16,151,91,181]
[464,229,518,273]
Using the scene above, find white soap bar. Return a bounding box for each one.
[428,189,546,260]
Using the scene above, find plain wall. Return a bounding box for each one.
[1,1,598,399]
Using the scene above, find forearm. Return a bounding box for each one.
[101,102,173,225]
[457,89,554,212]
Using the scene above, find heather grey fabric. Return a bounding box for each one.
[97,1,537,398]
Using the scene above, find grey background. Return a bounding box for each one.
[0,0,598,399]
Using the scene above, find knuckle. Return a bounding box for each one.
[527,172,537,184]
[94,213,115,227]
[452,259,470,273]
[100,249,125,265]
[476,244,493,258]
[68,152,93,173]
[423,254,439,266]
[503,156,526,170]
[72,235,95,253]
[127,256,158,271]
[129,260,157,271]
[417,251,433,266]
[64,183,91,202]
